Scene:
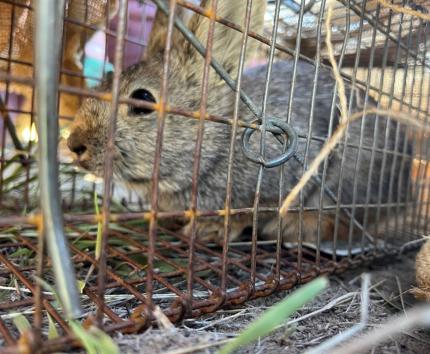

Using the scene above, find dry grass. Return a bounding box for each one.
[377,0,430,21]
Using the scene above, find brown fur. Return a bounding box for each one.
[413,239,430,300]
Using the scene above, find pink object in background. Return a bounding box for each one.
[106,0,157,69]
[85,30,107,62]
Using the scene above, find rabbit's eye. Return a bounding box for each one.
[129,89,156,115]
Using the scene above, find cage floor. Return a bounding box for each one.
[0,220,421,353]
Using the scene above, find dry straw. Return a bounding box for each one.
[377,0,430,21]
[325,0,348,124]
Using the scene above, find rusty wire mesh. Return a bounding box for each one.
[0,0,429,352]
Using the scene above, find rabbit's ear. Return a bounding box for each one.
[144,4,192,60]
[183,0,266,84]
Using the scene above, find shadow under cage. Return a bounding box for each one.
[0,0,429,352]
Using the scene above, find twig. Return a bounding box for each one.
[286,293,351,325]
[13,278,23,299]
[285,278,384,331]
[345,293,357,313]
[305,274,371,354]
[306,334,332,345]
[162,339,231,354]
[395,276,407,317]
[328,305,430,354]
[153,305,174,330]
[372,287,402,312]
[192,309,248,331]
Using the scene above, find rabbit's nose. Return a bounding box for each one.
[67,132,87,157]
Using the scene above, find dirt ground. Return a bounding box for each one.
[112,249,430,354]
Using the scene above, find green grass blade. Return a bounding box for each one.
[69,321,119,354]
[11,313,31,334]
[90,326,121,354]
[94,190,102,260]
[76,190,103,293]
[69,321,97,354]
[47,313,59,339]
[33,277,118,353]
[218,277,329,354]
[77,279,86,294]
[34,276,61,305]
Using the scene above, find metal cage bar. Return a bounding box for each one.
[34,0,81,319]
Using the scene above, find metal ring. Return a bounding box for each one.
[241,117,298,168]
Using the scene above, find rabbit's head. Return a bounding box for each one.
[67,0,266,193]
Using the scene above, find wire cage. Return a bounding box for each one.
[0,0,429,352]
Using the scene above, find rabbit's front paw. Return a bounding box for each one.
[180,216,249,244]
[262,211,348,243]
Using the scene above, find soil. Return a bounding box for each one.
[112,249,430,354]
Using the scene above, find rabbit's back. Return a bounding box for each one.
[240,60,412,213]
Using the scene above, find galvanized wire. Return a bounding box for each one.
[34,0,82,319]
